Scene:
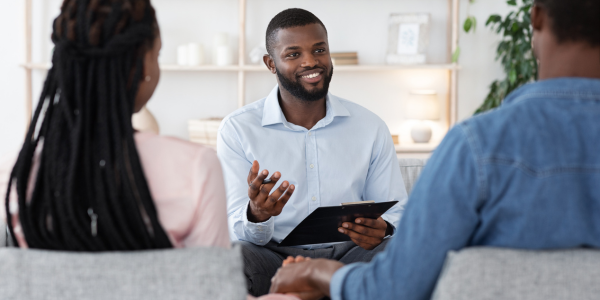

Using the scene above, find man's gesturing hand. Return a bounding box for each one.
[338,217,388,250]
[247,160,295,223]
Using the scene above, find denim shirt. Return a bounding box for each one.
[330,78,600,300]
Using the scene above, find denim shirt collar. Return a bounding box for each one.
[503,77,600,107]
[261,85,351,131]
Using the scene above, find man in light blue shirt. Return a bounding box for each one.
[269,1,600,299]
[217,8,407,296]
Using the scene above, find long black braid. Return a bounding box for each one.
[5,0,173,251]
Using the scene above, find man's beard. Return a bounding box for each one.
[276,65,334,102]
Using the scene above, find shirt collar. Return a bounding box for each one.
[261,85,351,129]
[503,77,600,106]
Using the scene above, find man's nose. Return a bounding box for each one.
[301,54,319,68]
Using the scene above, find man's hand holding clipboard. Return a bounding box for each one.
[278,201,398,248]
[338,215,390,250]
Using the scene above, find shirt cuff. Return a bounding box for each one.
[242,201,275,245]
[380,215,396,237]
[329,263,364,300]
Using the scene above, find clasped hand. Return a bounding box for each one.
[247,160,295,223]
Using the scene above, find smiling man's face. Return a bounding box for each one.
[271,23,333,102]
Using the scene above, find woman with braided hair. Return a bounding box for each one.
[0,0,229,250]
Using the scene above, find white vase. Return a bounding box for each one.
[410,122,432,143]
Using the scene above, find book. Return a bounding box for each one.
[332,58,359,65]
[330,52,358,59]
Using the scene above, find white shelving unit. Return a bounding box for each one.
[21,0,460,154]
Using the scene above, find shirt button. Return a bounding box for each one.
[310,164,314,169]
[258,227,263,231]
[308,132,312,136]
[259,240,263,243]
[312,197,316,201]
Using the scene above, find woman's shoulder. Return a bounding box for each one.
[134,132,220,196]
[134,132,216,161]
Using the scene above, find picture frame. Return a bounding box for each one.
[386,13,430,65]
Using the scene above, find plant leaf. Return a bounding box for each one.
[463,17,473,33]
[509,68,517,84]
[452,47,461,63]
[507,0,517,5]
[486,14,502,26]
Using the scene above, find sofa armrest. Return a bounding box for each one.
[432,247,600,300]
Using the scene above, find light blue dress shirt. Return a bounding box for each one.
[217,86,408,249]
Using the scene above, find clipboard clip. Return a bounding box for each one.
[341,200,375,206]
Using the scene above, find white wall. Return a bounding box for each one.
[0,1,26,158]
[0,0,512,156]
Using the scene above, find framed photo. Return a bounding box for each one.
[386,13,430,65]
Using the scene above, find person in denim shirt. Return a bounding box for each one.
[268,0,600,299]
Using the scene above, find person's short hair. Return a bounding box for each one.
[534,0,600,46]
[265,8,327,56]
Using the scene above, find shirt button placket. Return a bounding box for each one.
[306,130,319,211]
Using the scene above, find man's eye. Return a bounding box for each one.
[288,53,299,58]
[315,49,326,53]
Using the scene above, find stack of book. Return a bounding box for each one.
[188,118,222,147]
[331,52,358,66]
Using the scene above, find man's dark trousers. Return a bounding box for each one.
[239,239,390,296]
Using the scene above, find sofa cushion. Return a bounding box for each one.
[0,246,246,300]
[398,158,427,195]
[431,247,600,300]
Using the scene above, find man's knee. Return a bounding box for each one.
[235,241,283,296]
[339,239,390,264]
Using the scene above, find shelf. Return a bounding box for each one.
[395,143,437,153]
[160,64,240,71]
[22,63,460,72]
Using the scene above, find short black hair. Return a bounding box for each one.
[535,0,600,46]
[265,8,327,56]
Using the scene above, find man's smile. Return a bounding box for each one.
[298,69,324,84]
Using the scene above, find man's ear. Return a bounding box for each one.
[531,4,544,31]
[263,54,277,74]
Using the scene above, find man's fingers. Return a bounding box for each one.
[354,217,387,229]
[338,227,381,248]
[267,180,289,204]
[274,184,295,212]
[247,160,260,184]
[341,222,385,238]
[248,169,269,199]
[257,172,280,199]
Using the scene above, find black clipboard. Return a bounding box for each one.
[277,201,398,247]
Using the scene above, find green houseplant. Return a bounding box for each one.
[463,0,538,114]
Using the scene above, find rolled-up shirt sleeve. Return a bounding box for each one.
[217,120,275,245]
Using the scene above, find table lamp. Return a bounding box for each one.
[406,90,440,143]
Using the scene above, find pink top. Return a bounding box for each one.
[0,132,230,249]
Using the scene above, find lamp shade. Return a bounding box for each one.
[405,90,440,120]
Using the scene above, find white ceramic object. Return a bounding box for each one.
[410,122,432,143]
[132,106,159,135]
[213,32,229,47]
[187,43,205,66]
[215,46,232,66]
[177,45,188,66]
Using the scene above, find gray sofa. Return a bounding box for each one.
[1,158,598,299]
